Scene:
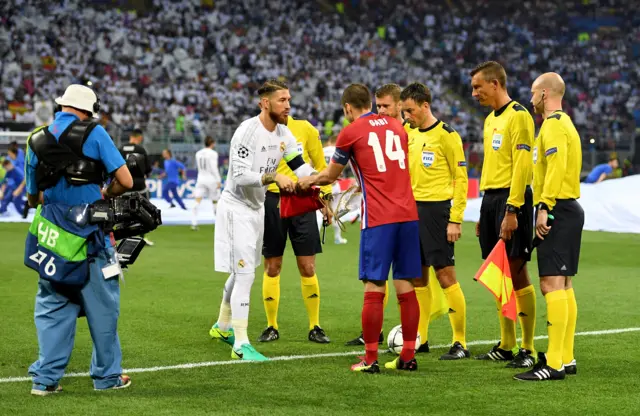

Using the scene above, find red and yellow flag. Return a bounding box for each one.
[474,240,517,321]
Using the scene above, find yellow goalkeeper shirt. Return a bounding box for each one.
[267,116,330,195]
[407,120,468,223]
[480,101,535,208]
[533,111,582,209]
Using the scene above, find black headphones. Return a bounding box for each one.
[93,92,101,114]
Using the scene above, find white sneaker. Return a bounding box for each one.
[143,238,154,246]
[334,237,348,244]
[191,225,199,231]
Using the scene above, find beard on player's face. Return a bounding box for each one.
[267,101,289,125]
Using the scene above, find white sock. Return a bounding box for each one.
[230,270,256,348]
[192,201,201,227]
[216,274,235,330]
[333,221,343,240]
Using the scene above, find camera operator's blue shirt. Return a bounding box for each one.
[25,112,126,205]
[164,158,184,184]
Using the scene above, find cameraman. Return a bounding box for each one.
[119,128,154,246]
[24,84,134,395]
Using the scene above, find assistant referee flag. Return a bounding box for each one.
[474,240,517,321]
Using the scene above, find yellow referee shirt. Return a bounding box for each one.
[480,101,535,208]
[408,120,468,223]
[267,116,330,194]
[533,111,582,210]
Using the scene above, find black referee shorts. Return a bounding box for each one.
[479,187,534,261]
[537,199,584,277]
[417,201,455,269]
[262,191,322,258]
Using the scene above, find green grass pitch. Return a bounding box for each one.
[1,222,639,415]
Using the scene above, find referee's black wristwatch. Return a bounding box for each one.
[537,202,550,212]
[505,204,519,214]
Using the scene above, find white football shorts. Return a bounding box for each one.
[194,179,221,201]
[214,197,264,273]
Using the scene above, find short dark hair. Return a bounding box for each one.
[130,128,143,137]
[341,83,372,110]
[400,82,432,105]
[257,79,289,97]
[8,141,17,152]
[2,159,11,167]
[205,136,215,147]
[470,61,507,88]
[375,83,401,101]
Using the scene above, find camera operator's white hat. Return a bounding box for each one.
[55,85,100,118]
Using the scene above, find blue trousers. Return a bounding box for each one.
[28,247,123,389]
[0,187,24,214]
[162,181,186,209]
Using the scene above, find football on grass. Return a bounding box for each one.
[387,324,422,354]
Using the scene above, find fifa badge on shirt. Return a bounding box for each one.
[422,151,435,168]
[533,147,538,164]
[492,131,503,150]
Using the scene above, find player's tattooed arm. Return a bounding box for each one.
[261,172,277,185]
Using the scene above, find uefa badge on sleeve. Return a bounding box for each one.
[237,146,249,159]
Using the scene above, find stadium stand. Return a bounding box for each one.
[0,0,637,156]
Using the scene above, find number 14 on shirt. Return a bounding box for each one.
[368,130,406,172]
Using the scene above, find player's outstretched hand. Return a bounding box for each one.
[296,176,315,192]
[276,173,296,193]
[447,222,462,243]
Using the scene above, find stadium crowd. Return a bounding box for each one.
[0,0,638,150]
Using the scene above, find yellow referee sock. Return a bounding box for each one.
[444,282,467,348]
[497,298,517,351]
[262,273,280,330]
[564,288,578,364]
[415,285,431,345]
[545,290,568,370]
[515,285,536,352]
[301,275,320,329]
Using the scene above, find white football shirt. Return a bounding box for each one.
[195,147,221,182]
[222,116,299,210]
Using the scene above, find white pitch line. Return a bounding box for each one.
[1,327,638,384]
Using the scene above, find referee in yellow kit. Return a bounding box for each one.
[260,114,332,344]
[470,61,537,368]
[515,72,583,381]
[400,82,470,360]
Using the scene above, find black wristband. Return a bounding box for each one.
[506,204,519,214]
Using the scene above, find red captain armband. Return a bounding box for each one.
[280,187,325,218]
